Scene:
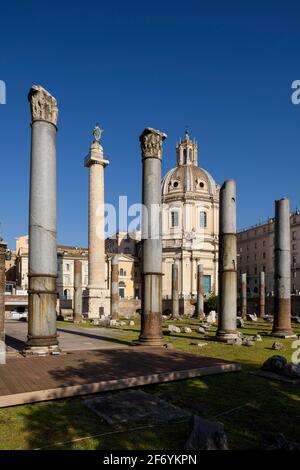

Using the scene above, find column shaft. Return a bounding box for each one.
[272,198,295,337]
[73,259,82,322]
[216,179,238,342]
[195,264,204,320]
[0,242,7,343]
[88,163,105,288]
[171,262,179,319]
[259,271,265,319]
[241,273,247,320]
[111,255,119,320]
[139,128,166,346]
[26,86,59,355]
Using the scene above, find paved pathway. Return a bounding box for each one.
[5,320,128,353]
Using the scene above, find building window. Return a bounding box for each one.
[63,289,70,300]
[66,263,70,271]
[293,231,297,240]
[263,252,266,259]
[263,240,266,247]
[119,287,125,298]
[203,275,211,294]
[119,268,126,277]
[199,211,207,228]
[292,244,296,251]
[171,211,179,228]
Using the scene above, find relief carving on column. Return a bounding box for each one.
[140,127,167,160]
[28,85,58,126]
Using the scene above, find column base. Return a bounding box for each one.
[135,336,164,347]
[73,315,83,323]
[23,344,61,357]
[271,329,297,339]
[170,314,181,320]
[215,331,238,343]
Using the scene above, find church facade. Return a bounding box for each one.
[161,131,220,314]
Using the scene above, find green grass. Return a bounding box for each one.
[0,319,299,450]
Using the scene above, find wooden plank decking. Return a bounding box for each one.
[0,347,241,407]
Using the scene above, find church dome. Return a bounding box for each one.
[161,131,219,199]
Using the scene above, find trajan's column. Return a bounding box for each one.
[83,125,110,317]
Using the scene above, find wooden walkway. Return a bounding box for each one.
[0,347,241,407]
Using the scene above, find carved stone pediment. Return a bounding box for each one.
[140,127,167,160]
[28,85,58,126]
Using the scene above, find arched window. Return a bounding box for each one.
[199,211,207,228]
[119,268,124,276]
[183,149,187,164]
[64,289,70,300]
[189,148,193,162]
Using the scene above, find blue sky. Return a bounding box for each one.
[0,0,299,249]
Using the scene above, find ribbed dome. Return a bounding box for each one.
[161,165,219,198]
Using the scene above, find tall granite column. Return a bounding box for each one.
[195,264,204,320]
[139,128,166,346]
[26,85,60,355]
[73,259,82,323]
[171,262,180,319]
[111,255,119,320]
[216,179,238,342]
[241,273,247,320]
[0,240,7,344]
[83,126,110,318]
[272,198,295,337]
[259,271,265,319]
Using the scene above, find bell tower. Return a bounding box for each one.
[176,130,198,166]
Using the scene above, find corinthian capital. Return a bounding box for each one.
[140,127,167,160]
[28,85,58,126]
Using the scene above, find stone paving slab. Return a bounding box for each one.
[249,370,300,385]
[84,389,192,425]
[0,347,241,408]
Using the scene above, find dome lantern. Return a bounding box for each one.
[176,130,198,166]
